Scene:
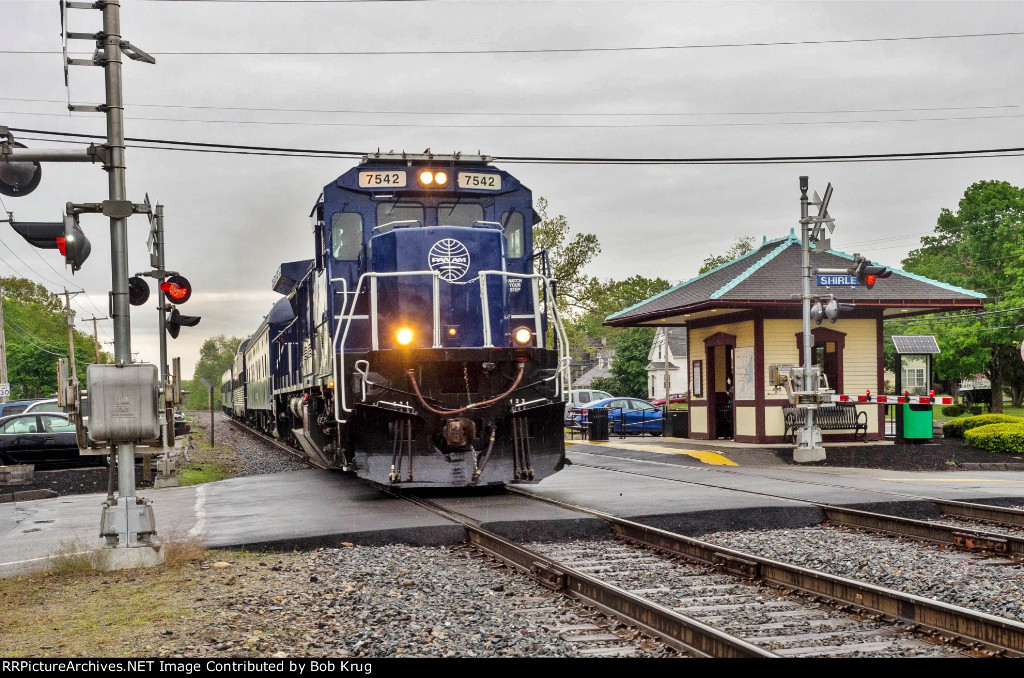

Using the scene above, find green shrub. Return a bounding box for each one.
[964,423,1024,454]
[942,413,1024,438]
[968,404,985,416]
[941,404,966,417]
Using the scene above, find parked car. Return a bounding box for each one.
[570,397,664,435]
[565,388,614,422]
[0,400,38,419]
[173,411,190,437]
[650,393,688,407]
[23,398,62,414]
[0,412,93,467]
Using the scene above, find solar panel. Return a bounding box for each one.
[891,335,941,354]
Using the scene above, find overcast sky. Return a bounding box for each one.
[3,0,1024,376]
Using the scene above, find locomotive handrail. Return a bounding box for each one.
[335,269,442,420]
[477,270,570,400]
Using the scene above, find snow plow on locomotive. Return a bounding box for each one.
[229,153,570,487]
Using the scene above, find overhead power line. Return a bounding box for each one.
[7,108,1024,130]
[10,126,1024,165]
[3,30,1023,56]
[5,95,1024,119]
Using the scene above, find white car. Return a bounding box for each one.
[565,389,614,422]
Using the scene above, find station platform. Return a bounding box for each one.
[4,443,1024,576]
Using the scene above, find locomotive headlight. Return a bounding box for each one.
[434,171,448,185]
[396,327,414,346]
[419,170,434,185]
[513,327,533,346]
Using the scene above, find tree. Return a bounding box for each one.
[901,180,1024,412]
[532,197,602,317]
[187,335,244,409]
[587,327,656,398]
[699,236,758,274]
[1,277,109,398]
[568,275,672,361]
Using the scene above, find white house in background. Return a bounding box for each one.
[647,328,688,400]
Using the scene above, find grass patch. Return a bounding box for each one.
[177,461,230,486]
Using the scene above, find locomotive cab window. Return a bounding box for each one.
[502,212,524,258]
[331,212,363,260]
[376,203,423,233]
[438,203,484,228]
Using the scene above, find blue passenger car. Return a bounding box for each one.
[236,153,569,486]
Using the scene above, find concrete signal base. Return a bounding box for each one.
[794,446,827,463]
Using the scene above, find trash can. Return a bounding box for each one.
[902,403,933,440]
[589,407,610,441]
[667,410,689,438]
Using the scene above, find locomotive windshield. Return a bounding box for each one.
[438,203,484,227]
[502,211,524,258]
[376,202,423,232]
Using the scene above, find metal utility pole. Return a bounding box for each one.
[83,316,108,364]
[58,289,81,380]
[0,278,7,404]
[795,177,826,462]
[154,204,174,448]
[662,327,671,423]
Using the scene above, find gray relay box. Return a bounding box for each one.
[86,363,160,444]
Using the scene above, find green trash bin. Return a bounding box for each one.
[902,403,933,440]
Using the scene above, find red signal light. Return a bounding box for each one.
[56,237,67,256]
[159,274,192,304]
[161,282,189,300]
[865,274,876,286]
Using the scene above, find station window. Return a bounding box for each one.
[438,203,484,228]
[331,213,363,260]
[502,211,524,258]
[376,203,423,233]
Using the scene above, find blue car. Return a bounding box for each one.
[575,397,664,435]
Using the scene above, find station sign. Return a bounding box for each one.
[817,274,860,287]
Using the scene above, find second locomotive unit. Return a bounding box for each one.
[224,152,569,487]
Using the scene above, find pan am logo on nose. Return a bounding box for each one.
[428,238,471,282]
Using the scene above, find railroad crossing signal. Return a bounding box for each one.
[0,141,42,197]
[9,213,92,272]
[166,307,200,339]
[852,255,892,289]
[128,276,151,306]
[160,274,192,304]
[810,297,856,325]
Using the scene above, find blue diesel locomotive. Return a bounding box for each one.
[223,152,570,486]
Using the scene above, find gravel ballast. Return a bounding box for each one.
[186,412,311,477]
[137,545,673,658]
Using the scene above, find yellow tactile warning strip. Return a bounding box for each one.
[580,442,738,466]
[876,478,1024,483]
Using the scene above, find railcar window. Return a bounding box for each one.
[376,203,423,233]
[438,203,484,228]
[331,212,363,260]
[501,211,524,258]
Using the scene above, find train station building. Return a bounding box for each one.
[605,231,985,444]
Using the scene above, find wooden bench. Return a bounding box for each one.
[783,403,868,442]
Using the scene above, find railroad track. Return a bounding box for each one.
[222,418,1024,656]
[404,491,1024,657]
[222,417,326,469]
[569,448,1024,560]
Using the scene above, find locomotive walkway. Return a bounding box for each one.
[4,443,1024,575]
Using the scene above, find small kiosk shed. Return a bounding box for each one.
[605,233,984,443]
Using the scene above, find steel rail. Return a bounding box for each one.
[508,487,1024,656]
[933,499,1024,528]
[570,451,1024,557]
[821,505,1024,558]
[389,492,776,658]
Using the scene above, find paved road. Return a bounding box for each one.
[5,440,1024,575]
